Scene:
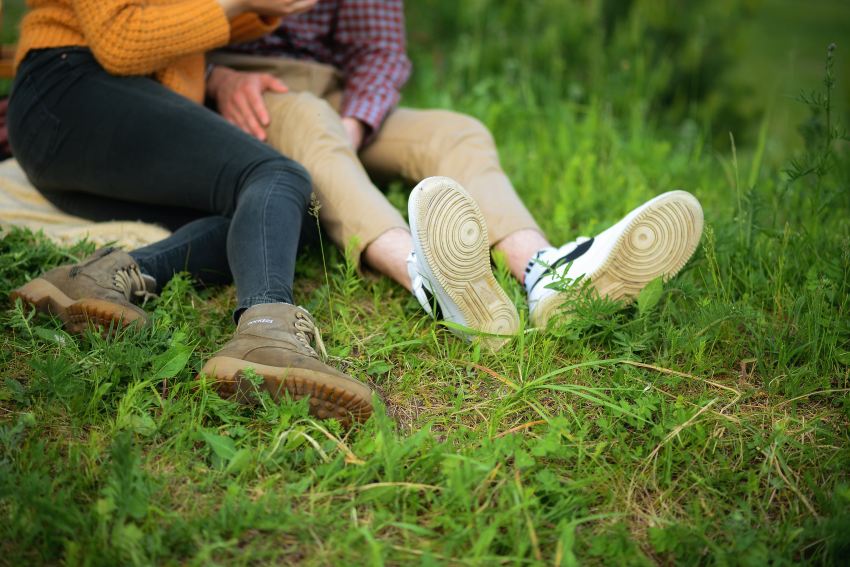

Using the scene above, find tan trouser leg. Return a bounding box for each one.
[262,92,407,258]
[360,108,542,245]
[207,54,540,252]
[208,53,408,261]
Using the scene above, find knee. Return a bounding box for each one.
[247,157,313,209]
[268,92,341,137]
[273,158,313,206]
[429,111,496,150]
[290,91,336,116]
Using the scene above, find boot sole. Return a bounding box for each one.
[409,177,520,351]
[200,356,374,426]
[9,278,146,334]
[531,191,704,327]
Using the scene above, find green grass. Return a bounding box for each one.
[2,2,850,565]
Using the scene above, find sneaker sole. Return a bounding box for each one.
[531,190,704,327]
[201,356,374,426]
[9,277,147,334]
[409,177,520,351]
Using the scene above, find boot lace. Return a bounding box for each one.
[113,264,158,305]
[293,308,328,360]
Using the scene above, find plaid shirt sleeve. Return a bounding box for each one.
[335,0,412,134]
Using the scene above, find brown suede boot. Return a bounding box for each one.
[9,247,155,334]
[200,303,374,426]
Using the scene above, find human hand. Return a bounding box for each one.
[249,0,319,17]
[341,117,366,150]
[217,0,318,18]
[208,66,288,141]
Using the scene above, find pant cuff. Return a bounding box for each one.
[234,295,293,323]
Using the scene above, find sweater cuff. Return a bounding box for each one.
[229,14,282,44]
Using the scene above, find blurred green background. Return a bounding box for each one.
[402,0,850,158]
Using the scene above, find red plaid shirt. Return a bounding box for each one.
[228,0,412,132]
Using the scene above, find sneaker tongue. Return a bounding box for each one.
[141,274,157,293]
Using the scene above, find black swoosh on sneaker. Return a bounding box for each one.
[528,237,595,293]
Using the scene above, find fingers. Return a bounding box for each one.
[216,72,288,141]
[220,91,261,140]
[244,85,270,131]
[252,0,317,17]
[283,0,318,16]
[220,79,266,140]
[243,74,289,139]
[261,74,289,94]
[216,0,247,18]
[232,90,266,140]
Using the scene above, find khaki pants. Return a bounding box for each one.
[208,53,541,262]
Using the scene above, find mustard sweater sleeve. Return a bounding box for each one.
[72,0,232,75]
[230,14,281,44]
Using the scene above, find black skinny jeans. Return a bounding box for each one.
[7,48,311,314]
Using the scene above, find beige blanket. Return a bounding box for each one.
[0,159,170,249]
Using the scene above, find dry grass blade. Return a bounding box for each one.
[644,398,719,466]
[306,418,366,465]
[463,361,521,390]
[621,360,742,399]
[494,420,547,439]
[309,482,444,499]
[775,388,850,408]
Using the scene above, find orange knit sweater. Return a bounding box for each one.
[15,0,279,103]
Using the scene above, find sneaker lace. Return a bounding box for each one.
[113,264,158,305]
[293,308,328,360]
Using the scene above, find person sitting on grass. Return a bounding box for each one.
[205,0,706,350]
[5,0,373,426]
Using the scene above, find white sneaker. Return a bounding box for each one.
[408,176,520,350]
[526,190,704,327]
